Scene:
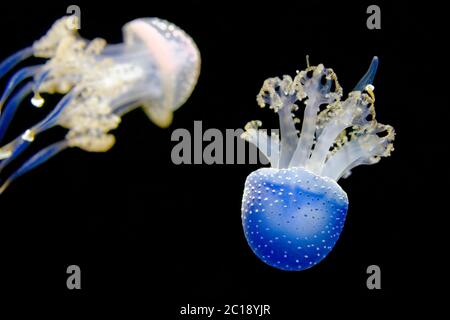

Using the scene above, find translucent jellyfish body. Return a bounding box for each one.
[241,57,395,271]
[0,16,200,193]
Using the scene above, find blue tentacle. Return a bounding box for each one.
[353,56,379,92]
[0,141,68,194]
[0,47,34,79]
[0,66,40,110]
[0,82,33,143]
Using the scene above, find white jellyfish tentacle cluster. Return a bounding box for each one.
[243,57,394,179]
[0,16,201,193]
[240,57,395,271]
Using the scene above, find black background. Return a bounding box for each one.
[0,0,441,316]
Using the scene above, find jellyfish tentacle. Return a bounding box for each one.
[256,76,299,168]
[307,90,376,175]
[242,57,393,181]
[321,123,395,180]
[0,47,34,80]
[0,82,34,143]
[0,92,74,166]
[241,120,280,167]
[113,100,142,116]
[31,69,51,105]
[289,65,342,168]
[0,65,40,112]
[306,57,379,175]
[277,102,299,168]
[32,36,108,98]
[32,16,80,59]
[33,92,74,133]
[353,56,379,92]
[0,16,80,82]
[0,140,68,194]
[307,122,348,174]
[0,136,32,174]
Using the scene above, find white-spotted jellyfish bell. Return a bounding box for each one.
[0,16,201,193]
[240,57,395,271]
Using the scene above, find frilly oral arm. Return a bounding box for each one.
[241,120,280,168]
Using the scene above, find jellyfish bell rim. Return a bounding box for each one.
[244,166,349,207]
[122,17,201,128]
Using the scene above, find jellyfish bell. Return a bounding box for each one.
[0,16,201,194]
[122,18,201,128]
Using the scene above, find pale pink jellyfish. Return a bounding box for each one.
[0,16,201,193]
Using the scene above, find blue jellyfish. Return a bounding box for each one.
[241,57,395,271]
[0,16,200,193]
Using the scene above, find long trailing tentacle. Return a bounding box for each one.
[0,82,34,143]
[0,65,40,113]
[0,140,68,194]
[0,47,34,80]
[0,91,74,167]
[0,136,32,171]
[33,91,74,133]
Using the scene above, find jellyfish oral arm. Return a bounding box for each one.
[241,121,280,168]
[289,65,343,168]
[278,99,299,169]
[243,57,393,182]
[321,123,395,180]
[254,76,299,169]
[291,96,318,167]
